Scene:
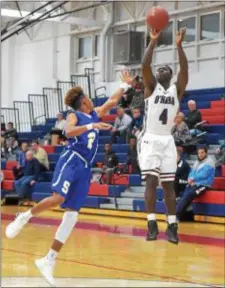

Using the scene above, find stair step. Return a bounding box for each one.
[117,204,134,210]
[122,192,144,198]
[100,203,117,209]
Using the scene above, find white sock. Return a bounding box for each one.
[23,209,33,220]
[46,249,58,262]
[168,215,177,224]
[147,213,156,221]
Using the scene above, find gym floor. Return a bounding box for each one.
[1,206,225,287]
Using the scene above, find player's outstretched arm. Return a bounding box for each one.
[142,29,160,98]
[95,70,135,118]
[176,28,188,101]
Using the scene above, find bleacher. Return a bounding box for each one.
[1,87,225,222]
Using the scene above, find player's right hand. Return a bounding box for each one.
[93,122,113,130]
[150,29,161,41]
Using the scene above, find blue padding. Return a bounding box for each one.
[180,101,210,110]
[187,87,225,95]
[133,199,166,213]
[193,203,225,217]
[1,190,8,199]
[156,188,164,200]
[129,175,141,186]
[109,185,124,197]
[49,162,56,171]
[215,166,221,177]
[32,182,52,193]
[18,132,43,140]
[55,146,65,153]
[204,133,220,144]
[205,125,225,134]
[32,192,51,202]
[48,153,60,162]
[97,144,128,153]
[46,118,56,125]
[84,197,100,208]
[1,160,6,170]
[42,172,53,182]
[110,108,117,114]
[99,130,111,136]
[99,136,111,144]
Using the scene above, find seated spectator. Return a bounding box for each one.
[174,150,190,200]
[130,107,143,138]
[127,137,140,174]
[185,100,202,136]
[32,140,49,171]
[1,122,18,156]
[171,112,191,146]
[176,146,215,219]
[50,113,66,145]
[13,142,29,180]
[111,107,132,143]
[102,142,118,184]
[215,139,225,167]
[14,151,40,199]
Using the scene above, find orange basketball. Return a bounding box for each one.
[146,6,169,31]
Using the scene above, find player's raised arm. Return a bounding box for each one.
[95,70,135,118]
[142,30,160,98]
[176,28,188,101]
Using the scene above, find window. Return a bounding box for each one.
[94,35,100,57]
[178,17,196,42]
[78,37,92,58]
[158,21,173,46]
[200,13,220,40]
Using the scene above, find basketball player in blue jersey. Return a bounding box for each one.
[6,70,135,286]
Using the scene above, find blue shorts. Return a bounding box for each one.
[51,150,91,211]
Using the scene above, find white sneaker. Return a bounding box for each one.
[35,257,56,287]
[5,213,29,239]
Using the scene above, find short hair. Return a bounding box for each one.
[197,145,208,153]
[177,112,185,119]
[132,107,141,111]
[188,100,196,105]
[64,86,85,110]
[8,122,13,127]
[32,140,39,145]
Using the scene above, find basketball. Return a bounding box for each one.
[146,6,169,31]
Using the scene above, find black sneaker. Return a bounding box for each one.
[167,223,179,244]
[146,220,159,241]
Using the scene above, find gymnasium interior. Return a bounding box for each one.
[1,1,225,287]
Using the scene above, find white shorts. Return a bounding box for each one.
[138,132,177,182]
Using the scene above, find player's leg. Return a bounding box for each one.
[160,139,178,244]
[35,166,91,286]
[139,135,161,240]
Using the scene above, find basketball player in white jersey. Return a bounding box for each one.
[139,28,188,244]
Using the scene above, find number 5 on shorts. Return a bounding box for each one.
[62,181,70,194]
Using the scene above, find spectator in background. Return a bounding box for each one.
[130,107,143,139]
[172,112,191,146]
[111,107,132,143]
[127,137,140,174]
[1,122,18,155]
[102,143,118,184]
[176,146,215,219]
[215,139,225,167]
[13,142,29,180]
[185,100,202,136]
[32,141,49,172]
[14,151,40,200]
[50,113,66,145]
[174,149,190,200]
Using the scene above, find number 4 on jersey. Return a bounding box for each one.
[159,108,168,125]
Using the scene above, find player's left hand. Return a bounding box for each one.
[120,70,135,86]
[176,27,186,46]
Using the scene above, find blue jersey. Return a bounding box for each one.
[65,110,100,165]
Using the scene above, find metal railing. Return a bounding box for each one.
[71,68,94,99]
[1,108,20,131]
[28,94,48,124]
[13,101,34,132]
[43,87,63,118]
[56,81,75,111]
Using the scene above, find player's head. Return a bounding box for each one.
[188,100,196,112]
[175,112,185,124]
[104,142,112,153]
[132,107,141,119]
[65,86,94,113]
[117,107,125,118]
[197,146,208,161]
[156,65,172,84]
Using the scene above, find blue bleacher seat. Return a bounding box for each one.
[133,199,166,213]
[193,203,225,217]
[1,160,6,170]
[109,185,124,197]
[94,153,126,163]
[205,125,225,135]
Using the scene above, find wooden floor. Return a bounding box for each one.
[1,206,225,287]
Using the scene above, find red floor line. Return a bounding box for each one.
[2,213,225,248]
[1,247,215,287]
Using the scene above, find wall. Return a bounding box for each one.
[1,22,71,107]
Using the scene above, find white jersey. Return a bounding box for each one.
[142,82,179,135]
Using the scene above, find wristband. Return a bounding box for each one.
[86,123,93,130]
[120,82,131,92]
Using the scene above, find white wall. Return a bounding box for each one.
[1,22,71,107]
